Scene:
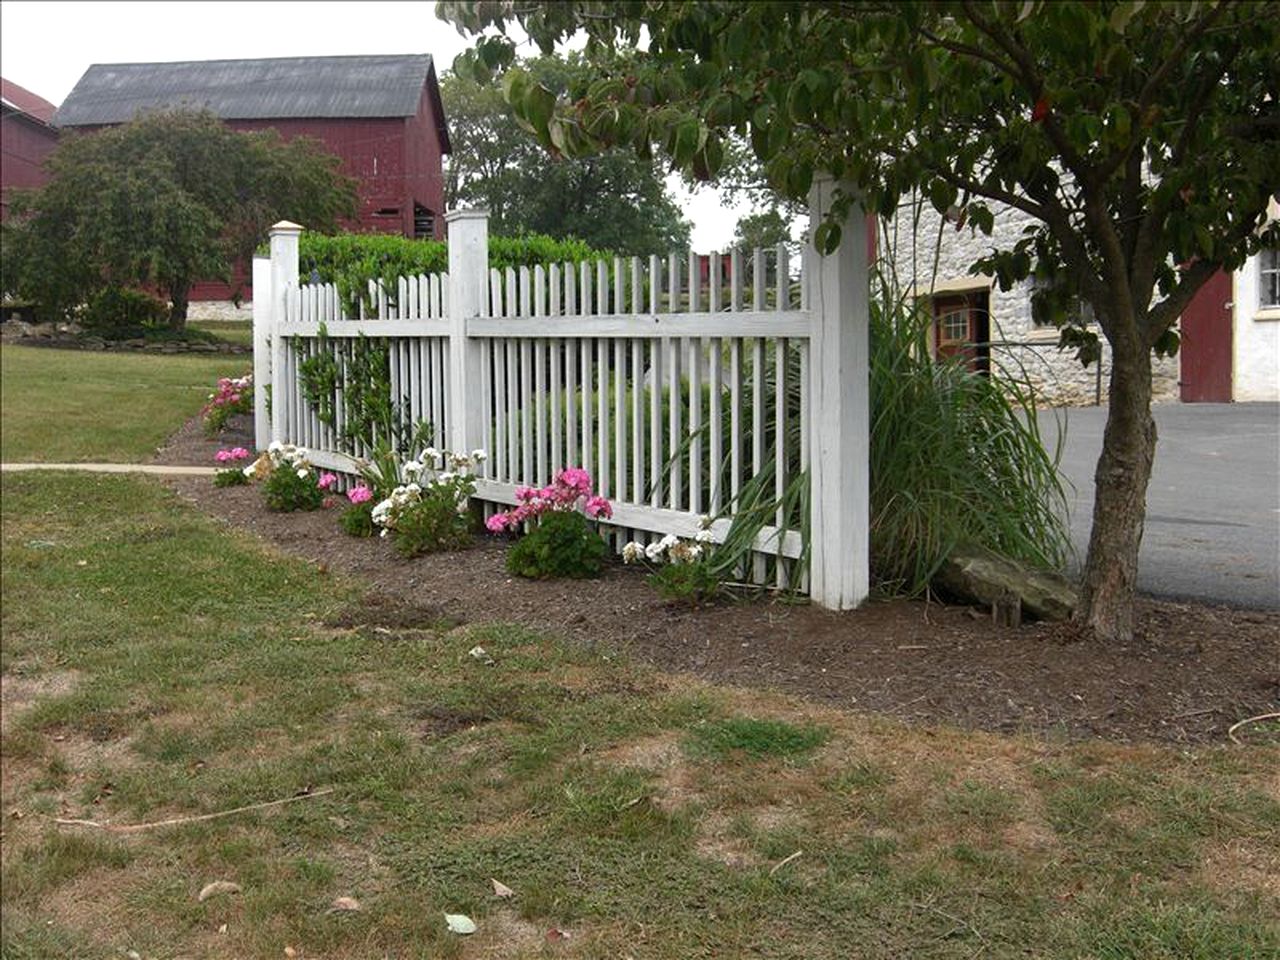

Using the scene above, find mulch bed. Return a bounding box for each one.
[157,415,1279,745]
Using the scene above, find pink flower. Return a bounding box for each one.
[584,495,613,519]
[515,485,536,503]
[230,447,250,460]
[485,513,509,532]
[318,473,337,490]
[215,449,232,463]
[347,484,372,504]
[558,467,593,495]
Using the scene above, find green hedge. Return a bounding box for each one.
[297,232,606,317]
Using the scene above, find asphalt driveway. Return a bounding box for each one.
[1039,402,1279,610]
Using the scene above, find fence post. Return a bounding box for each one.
[251,255,271,449]
[267,221,302,445]
[806,177,870,610]
[445,209,489,453]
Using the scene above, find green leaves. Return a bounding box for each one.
[813,221,841,256]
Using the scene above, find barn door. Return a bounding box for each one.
[1179,271,1233,402]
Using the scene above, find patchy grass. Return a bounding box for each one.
[2,471,1278,958]
[189,319,253,347]
[0,344,248,462]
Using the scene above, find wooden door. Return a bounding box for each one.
[933,291,991,374]
[1179,271,1233,402]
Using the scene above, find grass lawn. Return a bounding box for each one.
[189,320,253,347]
[2,472,1277,958]
[0,345,250,463]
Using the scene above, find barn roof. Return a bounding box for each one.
[54,54,450,149]
[1,77,57,125]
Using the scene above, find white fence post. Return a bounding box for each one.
[251,254,271,449]
[806,178,870,610]
[267,221,302,445]
[445,209,489,453]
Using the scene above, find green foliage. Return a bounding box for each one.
[506,510,606,580]
[298,231,604,319]
[79,288,169,335]
[868,278,1069,594]
[388,492,473,558]
[647,560,722,606]
[442,55,692,254]
[263,465,324,513]
[732,207,793,252]
[686,717,829,759]
[3,109,356,328]
[213,468,249,488]
[339,502,376,538]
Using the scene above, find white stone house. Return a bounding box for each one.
[884,195,1279,405]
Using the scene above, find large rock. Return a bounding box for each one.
[935,544,1077,622]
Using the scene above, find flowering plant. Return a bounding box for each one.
[213,446,252,488]
[254,442,326,512]
[201,374,253,436]
[491,467,613,580]
[371,448,484,556]
[623,520,723,604]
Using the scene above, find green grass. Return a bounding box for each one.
[0,344,249,462]
[2,472,1277,958]
[189,319,253,347]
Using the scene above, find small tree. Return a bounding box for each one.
[440,0,1279,642]
[733,207,794,251]
[3,109,356,328]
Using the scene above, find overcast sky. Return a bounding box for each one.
[0,0,753,249]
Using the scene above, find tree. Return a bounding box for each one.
[3,109,356,328]
[442,55,691,254]
[439,0,1279,642]
[733,207,794,251]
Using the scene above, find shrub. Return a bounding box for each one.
[370,449,482,557]
[298,232,605,318]
[622,527,723,604]
[506,510,607,580]
[201,374,253,436]
[647,560,722,605]
[80,287,169,334]
[258,443,325,512]
[212,446,252,487]
[340,501,376,537]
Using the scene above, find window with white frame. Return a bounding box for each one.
[1260,247,1280,310]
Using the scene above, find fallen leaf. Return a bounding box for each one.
[284,948,297,959]
[328,896,362,914]
[445,913,477,935]
[491,878,514,898]
[546,927,572,942]
[76,560,88,567]
[198,880,242,902]
[218,924,228,935]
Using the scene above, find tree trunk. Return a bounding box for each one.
[168,284,189,331]
[1078,323,1157,642]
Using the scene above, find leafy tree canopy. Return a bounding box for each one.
[733,207,795,252]
[442,54,691,254]
[3,109,357,328]
[439,0,1280,641]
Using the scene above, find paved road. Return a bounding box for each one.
[1038,403,1280,609]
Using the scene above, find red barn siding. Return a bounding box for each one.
[0,112,58,221]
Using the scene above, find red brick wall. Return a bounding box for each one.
[0,113,58,221]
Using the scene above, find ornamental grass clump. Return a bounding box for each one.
[371,448,484,557]
[201,373,253,435]
[488,467,613,579]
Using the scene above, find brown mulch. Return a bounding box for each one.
[156,415,1280,746]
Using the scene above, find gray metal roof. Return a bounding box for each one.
[54,54,436,126]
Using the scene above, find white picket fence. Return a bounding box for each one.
[253,180,869,609]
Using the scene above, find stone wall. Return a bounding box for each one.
[188,300,254,322]
[0,320,250,354]
[883,197,1180,407]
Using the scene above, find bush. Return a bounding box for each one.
[339,501,376,538]
[80,287,169,333]
[506,510,607,580]
[201,374,253,436]
[213,468,249,487]
[264,466,324,512]
[369,450,482,557]
[647,560,722,605]
[298,232,606,318]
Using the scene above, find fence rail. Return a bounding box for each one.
[254,183,869,609]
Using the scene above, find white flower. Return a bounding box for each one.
[438,471,456,483]
[659,533,680,551]
[645,541,666,562]
[695,529,714,544]
[403,460,423,477]
[698,514,713,530]
[423,446,440,461]
[621,541,644,563]
[268,441,283,454]
[471,449,488,462]
[295,468,308,479]
[242,464,255,477]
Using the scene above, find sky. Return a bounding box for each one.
[0,0,754,249]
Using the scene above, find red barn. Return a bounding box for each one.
[53,54,451,306]
[1,78,60,222]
